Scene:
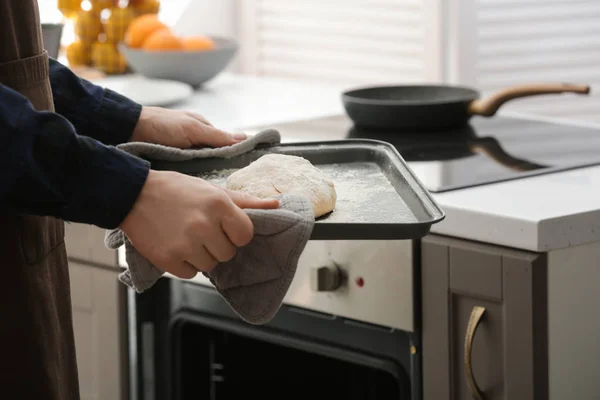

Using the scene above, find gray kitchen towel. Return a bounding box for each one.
[105,129,315,324]
[116,128,281,161]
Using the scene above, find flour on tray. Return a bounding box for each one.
[198,168,239,188]
[317,163,418,224]
[197,162,418,224]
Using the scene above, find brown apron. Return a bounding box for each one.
[0,1,80,399]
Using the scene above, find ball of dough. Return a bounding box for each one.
[226,154,336,217]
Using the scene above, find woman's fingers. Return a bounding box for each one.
[185,111,214,126]
[204,230,238,262]
[187,120,247,147]
[220,204,255,247]
[184,245,218,273]
[225,189,280,210]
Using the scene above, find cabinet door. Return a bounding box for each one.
[65,222,117,267]
[69,261,128,400]
[421,235,548,400]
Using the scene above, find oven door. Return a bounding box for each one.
[131,279,420,400]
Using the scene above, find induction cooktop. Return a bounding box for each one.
[268,114,600,193]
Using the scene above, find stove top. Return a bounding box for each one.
[268,114,600,192]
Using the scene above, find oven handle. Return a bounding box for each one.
[464,306,486,400]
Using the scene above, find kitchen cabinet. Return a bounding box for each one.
[421,235,548,400]
[65,223,128,400]
[65,222,117,267]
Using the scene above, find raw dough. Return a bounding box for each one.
[226,154,336,217]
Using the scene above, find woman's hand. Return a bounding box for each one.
[120,170,280,278]
[131,106,246,148]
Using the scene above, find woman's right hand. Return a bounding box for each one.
[120,170,280,279]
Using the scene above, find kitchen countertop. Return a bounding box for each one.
[112,73,600,253]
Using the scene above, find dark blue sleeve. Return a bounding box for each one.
[0,83,150,229]
[49,57,142,146]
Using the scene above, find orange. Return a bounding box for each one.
[181,35,215,51]
[74,9,103,43]
[141,29,183,51]
[66,41,92,66]
[89,0,116,13]
[124,14,167,48]
[91,41,128,74]
[57,0,82,19]
[129,0,160,15]
[103,6,136,43]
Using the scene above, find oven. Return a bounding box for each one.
[130,240,421,400]
[128,111,600,400]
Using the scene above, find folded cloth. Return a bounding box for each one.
[116,128,281,161]
[105,129,315,324]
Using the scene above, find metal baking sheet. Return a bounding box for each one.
[149,139,445,240]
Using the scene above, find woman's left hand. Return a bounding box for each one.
[131,106,247,148]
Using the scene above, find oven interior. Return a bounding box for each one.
[134,280,418,400]
[174,318,407,399]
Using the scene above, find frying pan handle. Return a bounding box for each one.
[468,83,590,117]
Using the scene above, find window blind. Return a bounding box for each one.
[243,0,442,86]
[474,0,600,122]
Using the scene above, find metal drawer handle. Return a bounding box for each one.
[464,306,486,400]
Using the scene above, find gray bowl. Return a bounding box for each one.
[41,23,64,59]
[120,37,238,87]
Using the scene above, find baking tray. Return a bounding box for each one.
[148,139,445,240]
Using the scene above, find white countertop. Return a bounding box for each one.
[110,73,600,252]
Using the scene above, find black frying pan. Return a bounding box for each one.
[342,83,590,130]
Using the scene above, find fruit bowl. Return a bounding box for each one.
[120,37,238,87]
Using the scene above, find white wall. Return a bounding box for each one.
[171,0,235,38]
[172,0,239,71]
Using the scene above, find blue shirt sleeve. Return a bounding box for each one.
[0,83,150,229]
[49,57,142,146]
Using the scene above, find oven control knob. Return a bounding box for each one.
[310,265,342,292]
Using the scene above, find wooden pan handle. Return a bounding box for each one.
[468,83,590,117]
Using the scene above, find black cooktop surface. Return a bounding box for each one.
[274,115,600,192]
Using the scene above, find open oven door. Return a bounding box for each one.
[131,279,420,400]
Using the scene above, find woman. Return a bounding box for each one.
[0,1,278,398]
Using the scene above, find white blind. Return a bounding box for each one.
[244,0,441,86]
[474,0,600,122]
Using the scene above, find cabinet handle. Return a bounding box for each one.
[464,306,486,400]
